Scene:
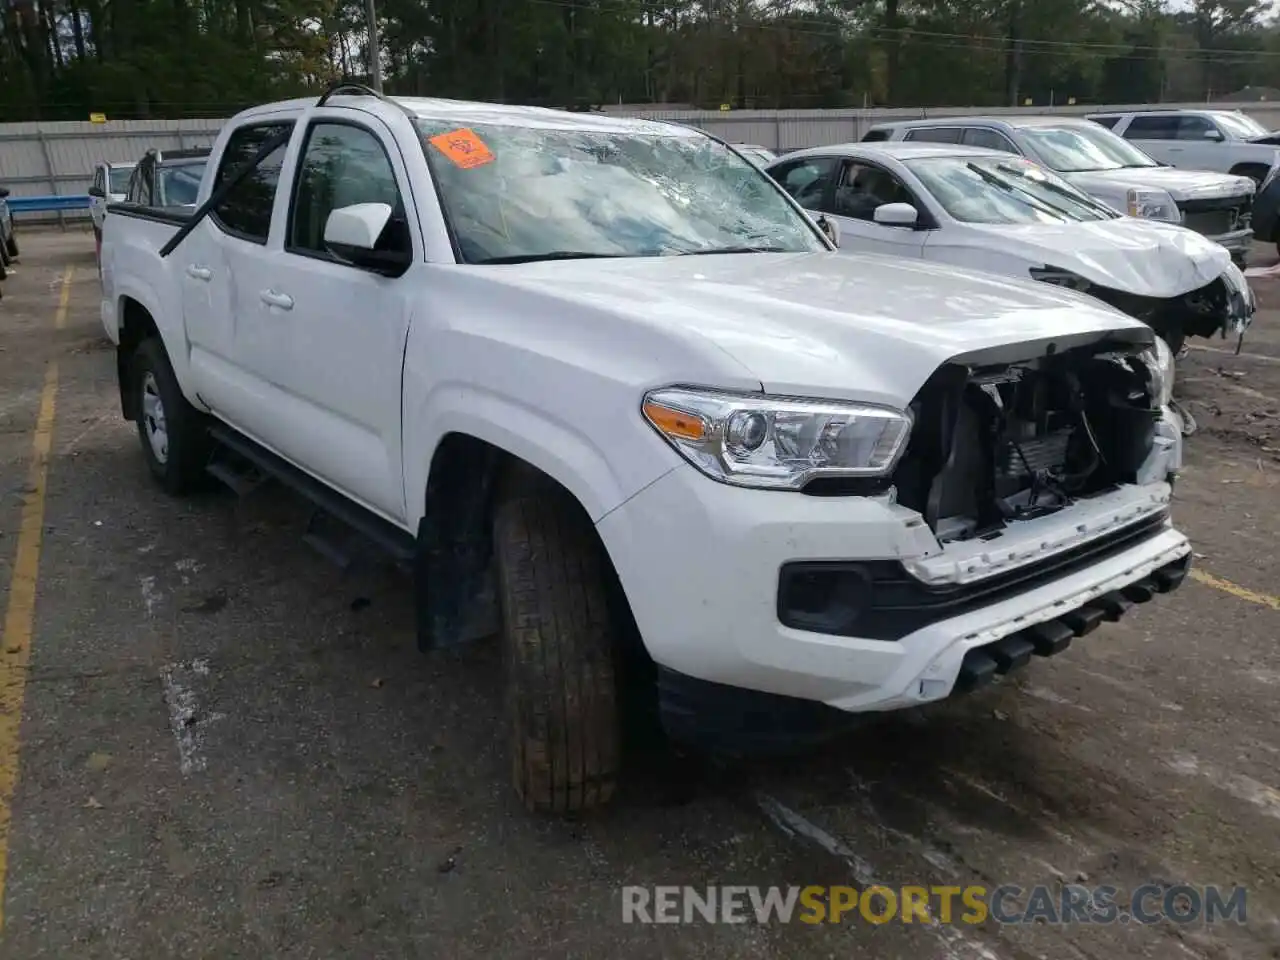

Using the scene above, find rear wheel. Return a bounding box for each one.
[132,338,210,494]
[493,482,622,814]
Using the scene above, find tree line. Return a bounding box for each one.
[1,0,1278,121]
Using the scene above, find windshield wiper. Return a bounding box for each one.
[471,251,625,265]
[681,245,794,255]
[965,162,1080,220]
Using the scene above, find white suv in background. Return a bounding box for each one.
[1088,109,1280,187]
[863,116,1257,265]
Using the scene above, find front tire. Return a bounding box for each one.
[493,485,621,814]
[132,338,210,494]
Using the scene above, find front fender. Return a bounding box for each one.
[404,384,680,527]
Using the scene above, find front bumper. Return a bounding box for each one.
[598,437,1189,751]
[1206,226,1253,254]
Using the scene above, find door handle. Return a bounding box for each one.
[260,289,294,310]
[185,264,212,281]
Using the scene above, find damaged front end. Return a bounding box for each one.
[1033,263,1255,354]
[891,337,1178,546]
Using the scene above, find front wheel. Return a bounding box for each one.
[132,338,210,494]
[493,485,622,814]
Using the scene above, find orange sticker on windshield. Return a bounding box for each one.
[429,128,495,169]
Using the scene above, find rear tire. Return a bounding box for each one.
[493,484,621,815]
[131,337,210,495]
[7,235,17,259]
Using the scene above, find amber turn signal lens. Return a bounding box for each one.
[642,400,708,442]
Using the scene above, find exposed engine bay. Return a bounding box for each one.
[891,341,1164,543]
[1034,268,1254,354]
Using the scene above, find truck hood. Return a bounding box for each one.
[479,252,1152,409]
[1064,166,1254,202]
[953,218,1234,298]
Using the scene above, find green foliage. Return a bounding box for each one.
[3,0,1280,120]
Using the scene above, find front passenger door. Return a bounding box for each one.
[823,160,930,258]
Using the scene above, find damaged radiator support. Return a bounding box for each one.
[891,341,1161,544]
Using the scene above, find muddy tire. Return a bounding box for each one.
[132,337,210,495]
[493,485,621,814]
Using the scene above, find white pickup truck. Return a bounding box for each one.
[100,86,1192,814]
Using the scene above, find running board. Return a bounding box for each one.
[206,423,416,567]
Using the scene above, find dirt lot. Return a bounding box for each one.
[1,229,1280,960]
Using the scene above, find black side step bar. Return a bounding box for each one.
[954,553,1192,694]
[206,423,416,565]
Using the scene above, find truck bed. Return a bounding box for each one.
[105,202,194,225]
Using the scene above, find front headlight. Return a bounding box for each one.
[642,387,912,489]
[1140,336,1176,407]
[1126,188,1181,223]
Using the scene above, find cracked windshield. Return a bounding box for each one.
[415,120,827,264]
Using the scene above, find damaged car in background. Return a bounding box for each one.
[100,89,1191,812]
[767,142,1254,433]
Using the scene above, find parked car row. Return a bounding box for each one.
[88,148,210,274]
[97,86,1201,814]
[0,185,20,294]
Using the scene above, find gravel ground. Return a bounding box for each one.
[1,228,1279,960]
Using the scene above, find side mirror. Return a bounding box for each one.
[0,186,9,199]
[88,185,105,199]
[817,214,840,248]
[323,202,412,275]
[873,202,919,227]
[1203,128,1225,142]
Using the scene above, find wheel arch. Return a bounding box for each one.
[414,430,636,652]
[1229,161,1271,184]
[116,295,161,421]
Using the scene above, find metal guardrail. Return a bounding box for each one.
[7,194,91,213]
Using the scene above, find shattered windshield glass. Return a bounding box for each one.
[414,119,826,264]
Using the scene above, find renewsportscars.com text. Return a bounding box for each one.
[621,884,1247,926]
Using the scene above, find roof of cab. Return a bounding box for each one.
[233,94,703,137]
[871,114,1100,130]
[786,141,1006,161]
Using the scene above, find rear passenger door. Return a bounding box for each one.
[181,121,295,456]
[768,157,839,215]
[1116,114,1181,166]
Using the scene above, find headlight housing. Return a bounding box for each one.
[1140,336,1176,407]
[642,387,912,489]
[1126,188,1181,224]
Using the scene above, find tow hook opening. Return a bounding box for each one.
[953,553,1191,694]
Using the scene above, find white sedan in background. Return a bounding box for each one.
[764,142,1255,370]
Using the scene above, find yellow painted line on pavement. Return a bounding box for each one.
[0,265,72,930]
[1191,568,1280,612]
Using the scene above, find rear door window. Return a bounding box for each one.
[962,128,1019,153]
[904,127,963,144]
[769,157,839,212]
[1124,115,1179,140]
[211,122,295,243]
